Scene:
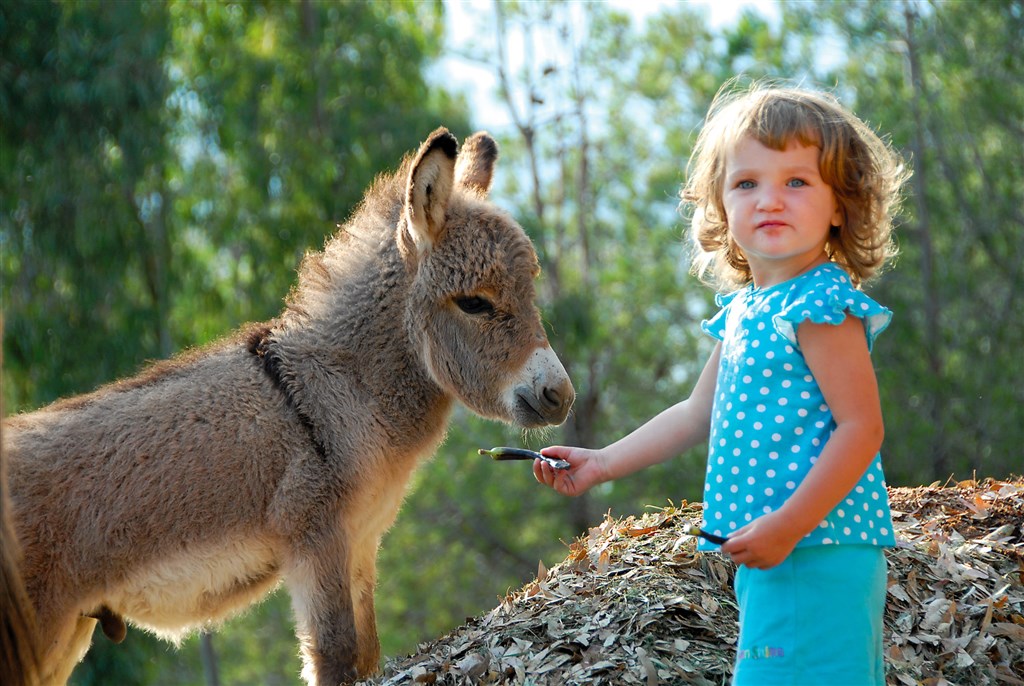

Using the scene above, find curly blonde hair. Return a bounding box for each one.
[681,80,909,290]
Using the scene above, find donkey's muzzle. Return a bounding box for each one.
[509,347,574,427]
[513,384,573,427]
[513,378,574,428]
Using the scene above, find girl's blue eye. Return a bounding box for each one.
[737,180,755,189]
[788,178,807,188]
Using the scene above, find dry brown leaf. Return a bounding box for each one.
[366,478,1024,686]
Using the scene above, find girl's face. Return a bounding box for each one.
[722,135,842,287]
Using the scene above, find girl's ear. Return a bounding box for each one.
[831,200,844,228]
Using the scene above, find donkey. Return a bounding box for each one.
[2,127,574,685]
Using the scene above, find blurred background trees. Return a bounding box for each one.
[2,0,1020,682]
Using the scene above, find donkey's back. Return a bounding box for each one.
[3,128,573,685]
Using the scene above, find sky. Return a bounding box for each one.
[439,0,783,131]
[607,0,781,27]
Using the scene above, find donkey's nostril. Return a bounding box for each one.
[542,386,560,409]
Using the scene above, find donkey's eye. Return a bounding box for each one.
[454,296,494,315]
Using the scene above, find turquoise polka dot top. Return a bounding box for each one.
[698,263,896,551]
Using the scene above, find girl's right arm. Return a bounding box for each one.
[535,342,721,497]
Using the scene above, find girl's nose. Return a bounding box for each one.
[756,186,784,211]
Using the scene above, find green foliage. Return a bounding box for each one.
[163,0,465,344]
[781,0,1024,484]
[1,0,174,403]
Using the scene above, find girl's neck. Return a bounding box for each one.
[749,251,829,289]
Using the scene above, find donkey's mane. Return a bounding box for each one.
[279,156,415,327]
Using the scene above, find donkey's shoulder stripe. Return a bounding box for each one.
[246,327,329,462]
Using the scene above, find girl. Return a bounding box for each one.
[534,82,909,685]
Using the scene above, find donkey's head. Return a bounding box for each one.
[399,128,574,428]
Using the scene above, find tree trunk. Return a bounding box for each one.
[200,632,220,686]
[902,3,948,476]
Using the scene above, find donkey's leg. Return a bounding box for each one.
[350,537,381,676]
[286,528,365,686]
[39,615,96,686]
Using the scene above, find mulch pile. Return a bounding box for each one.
[361,477,1024,685]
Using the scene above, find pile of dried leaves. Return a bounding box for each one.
[361,478,1023,685]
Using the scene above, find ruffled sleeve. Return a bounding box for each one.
[700,291,739,342]
[773,279,892,352]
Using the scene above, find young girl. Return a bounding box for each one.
[534,82,909,685]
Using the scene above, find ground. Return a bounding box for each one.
[361,477,1024,685]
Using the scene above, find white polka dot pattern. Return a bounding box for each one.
[697,264,896,551]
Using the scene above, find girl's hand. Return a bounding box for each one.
[720,510,803,569]
[533,446,609,497]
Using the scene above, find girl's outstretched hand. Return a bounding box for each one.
[533,446,608,497]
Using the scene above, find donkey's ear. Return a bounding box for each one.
[405,127,458,254]
[454,132,498,197]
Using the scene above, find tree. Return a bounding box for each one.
[783,0,1024,484]
[163,0,468,345]
[1,0,174,408]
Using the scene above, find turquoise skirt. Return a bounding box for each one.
[732,545,887,686]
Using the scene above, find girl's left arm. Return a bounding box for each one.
[721,315,884,569]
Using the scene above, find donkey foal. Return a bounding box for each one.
[3,128,574,685]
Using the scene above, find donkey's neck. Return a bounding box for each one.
[272,215,451,454]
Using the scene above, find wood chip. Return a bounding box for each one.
[363,477,1024,685]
